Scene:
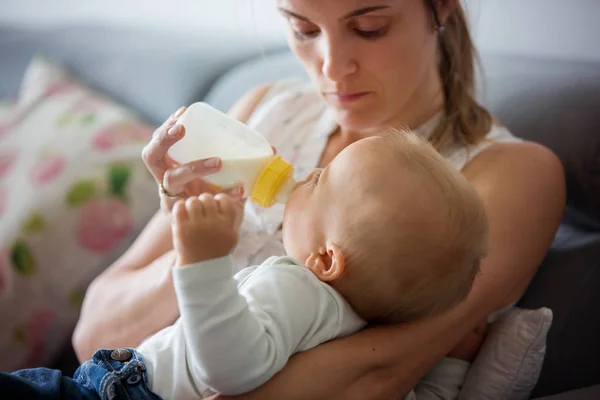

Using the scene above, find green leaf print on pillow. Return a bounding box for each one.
[10,239,36,276]
[81,113,96,127]
[22,213,46,234]
[66,180,96,207]
[56,113,73,128]
[108,164,131,201]
[70,163,134,254]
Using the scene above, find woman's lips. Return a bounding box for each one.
[327,92,371,103]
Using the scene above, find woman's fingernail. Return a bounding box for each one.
[173,107,186,119]
[168,125,181,137]
[204,158,221,168]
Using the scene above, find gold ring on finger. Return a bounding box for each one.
[159,183,181,199]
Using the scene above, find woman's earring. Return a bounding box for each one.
[436,24,446,34]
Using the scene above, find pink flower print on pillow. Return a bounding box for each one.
[13,308,55,368]
[92,120,152,151]
[125,121,152,141]
[92,127,118,151]
[56,95,111,129]
[30,153,66,186]
[0,149,18,180]
[69,164,134,254]
[76,197,133,253]
[45,80,79,98]
[0,186,7,218]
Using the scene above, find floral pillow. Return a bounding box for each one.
[0,55,158,371]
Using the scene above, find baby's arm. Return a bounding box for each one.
[169,194,342,396]
[173,257,338,395]
[406,358,470,400]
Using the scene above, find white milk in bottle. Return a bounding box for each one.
[167,102,297,207]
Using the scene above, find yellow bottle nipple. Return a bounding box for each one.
[251,156,294,208]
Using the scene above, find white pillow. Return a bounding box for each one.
[0,55,158,371]
[458,307,553,400]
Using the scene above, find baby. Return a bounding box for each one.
[1,132,488,400]
[137,131,488,399]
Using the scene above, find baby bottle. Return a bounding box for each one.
[167,102,297,208]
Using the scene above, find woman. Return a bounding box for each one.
[73,0,565,398]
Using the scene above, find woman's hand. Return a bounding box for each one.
[141,107,243,213]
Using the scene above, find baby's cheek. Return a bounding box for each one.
[281,216,301,257]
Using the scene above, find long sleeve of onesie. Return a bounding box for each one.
[170,255,364,396]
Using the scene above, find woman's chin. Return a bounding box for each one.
[334,109,384,134]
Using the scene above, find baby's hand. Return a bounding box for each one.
[171,193,240,266]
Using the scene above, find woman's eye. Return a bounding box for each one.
[354,28,386,39]
[293,29,320,40]
[289,19,320,40]
[295,28,385,40]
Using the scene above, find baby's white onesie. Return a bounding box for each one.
[137,256,469,399]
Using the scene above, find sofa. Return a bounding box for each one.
[1,23,599,399]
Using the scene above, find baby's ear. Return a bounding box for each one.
[305,243,345,282]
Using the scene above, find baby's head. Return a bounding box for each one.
[283,131,488,324]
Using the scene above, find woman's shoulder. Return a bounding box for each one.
[466,139,562,178]
[245,78,322,125]
[241,79,329,145]
[472,121,560,171]
[462,132,565,215]
[483,122,522,144]
[228,78,314,120]
[461,119,563,181]
[256,78,316,107]
[443,122,523,170]
[228,83,276,123]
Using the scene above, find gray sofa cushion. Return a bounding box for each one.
[520,238,600,397]
[479,54,600,228]
[205,50,600,226]
[0,26,281,125]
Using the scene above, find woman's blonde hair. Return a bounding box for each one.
[339,132,489,324]
[426,1,492,150]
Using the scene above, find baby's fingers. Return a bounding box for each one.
[198,193,218,216]
[215,193,244,228]
[222,186,244,202]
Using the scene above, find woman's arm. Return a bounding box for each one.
[72,84,274,361]
[209,141,566,400]
[72,211,178,361]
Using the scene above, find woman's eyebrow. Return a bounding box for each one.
[343,6,391,20]
[277,5,391,22]
[277,7,311,22]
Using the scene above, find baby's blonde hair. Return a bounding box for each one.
[338,131,488,324]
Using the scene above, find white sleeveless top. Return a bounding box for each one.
[231,79,522,272]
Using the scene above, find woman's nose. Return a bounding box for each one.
[320,36,358,82]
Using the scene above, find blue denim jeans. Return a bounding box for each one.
[0,348,162,400]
